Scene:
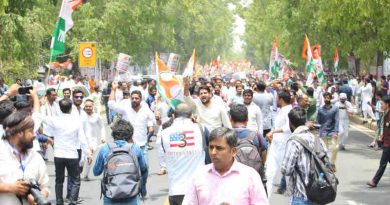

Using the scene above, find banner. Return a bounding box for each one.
[167,53,180,71]
[116,53,132,72]
[79,42,96,67]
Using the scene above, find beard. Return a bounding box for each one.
[19,138,34,153]
[131,101,140,108]
[201,97,210,105]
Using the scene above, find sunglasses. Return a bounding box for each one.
[74,96,84,99]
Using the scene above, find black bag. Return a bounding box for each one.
[291,136,339,205]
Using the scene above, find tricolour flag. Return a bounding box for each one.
[334,48,339,73]
[269,37,281,78]
[156,53,183,108]
[50,0,83,61]
[183,49,196,77]
[302,35,325,86]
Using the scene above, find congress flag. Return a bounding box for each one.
[334,48,339,73]
[269,37,280,78]
[183,49,196,77]
[50,0,83,61]
[156,53,183,108]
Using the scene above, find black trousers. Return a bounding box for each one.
[169,195,184,205]
[54,157,80,205]
[67,149,82,199]
[373,147,390,185]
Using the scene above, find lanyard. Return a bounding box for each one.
[8,142,27,177]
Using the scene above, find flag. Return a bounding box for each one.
[269,37,281,78]
[155,53,183,108]
[334,48,339,73]
[50,0,83,61]
[302,35,325,86]
[183,49,196,77]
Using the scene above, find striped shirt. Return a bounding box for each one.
[281,126,328,199]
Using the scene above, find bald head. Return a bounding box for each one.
[174,103,193,118]
[298,94,309,109]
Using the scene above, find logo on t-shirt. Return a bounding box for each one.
[169,131,195,148]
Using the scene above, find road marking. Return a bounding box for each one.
[347,200,367,205]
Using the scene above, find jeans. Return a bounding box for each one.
[54,157,80,205]
[373,147,390,185]
[291,197,318,205]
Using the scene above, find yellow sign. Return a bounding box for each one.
[79,42,97,67]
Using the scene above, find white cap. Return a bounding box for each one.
[340,93,347,99]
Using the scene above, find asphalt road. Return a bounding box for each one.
[44,121,390,205]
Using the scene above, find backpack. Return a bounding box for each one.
[101,143,141,200]
[234,131,265,183]
[291,136,339,204]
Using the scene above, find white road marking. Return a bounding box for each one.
[350,124,375,139]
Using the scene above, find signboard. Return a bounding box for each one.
[348,56,356,75]
[116,53,132,72]
[79,42,97,67]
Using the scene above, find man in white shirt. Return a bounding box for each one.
[243,89,263,134]
[0,111,50,205]
[265,89,293,197]
[335,93,354,150]
[81,99,106,180]
[159,103,208,205]
[40,98,92,205]
[253,81,274,137]
[227,85,244,107]
[183,77,232,131]
[108,83,156,166]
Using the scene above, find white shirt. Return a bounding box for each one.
[39,113,90,158]
[82,112,105,148]
[159,118,205,196]
[40,101,61,136]
[130,86,148,101]
[273,104,293,144]
[245,102,263,134]
[108,99,156,146]
[335,101,354,121]
[184,96,232,131]
[0,140,49,204]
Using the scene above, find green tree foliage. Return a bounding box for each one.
[0,0,237,83]
[242,0,390,70]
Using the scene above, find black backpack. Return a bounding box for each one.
[290,136,339,204]
[234,131,266,184]
[101,143,141,199]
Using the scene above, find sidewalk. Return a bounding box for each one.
[350,114,377,132]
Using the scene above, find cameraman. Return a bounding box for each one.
[0,111,49,204]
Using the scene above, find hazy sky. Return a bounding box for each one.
[231,0,252,52]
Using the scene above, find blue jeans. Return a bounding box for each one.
[291,197,318,205]
[139,145,149,196]
[103,196,140,205]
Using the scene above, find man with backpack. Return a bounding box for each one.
[159,103,209,205]
[93,120,148,205]
[282,107,338,205]
[230,104,267,192]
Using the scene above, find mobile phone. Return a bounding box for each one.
[18,86,33,95]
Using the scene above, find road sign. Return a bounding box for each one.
[79,42,96,67]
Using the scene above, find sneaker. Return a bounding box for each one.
[77,197,84,204]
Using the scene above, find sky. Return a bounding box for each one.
[231,0,252,52]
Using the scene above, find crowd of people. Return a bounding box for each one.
[0,69,389,205]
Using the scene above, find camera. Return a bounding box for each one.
[18,86,33,95]
[27,179,51,205]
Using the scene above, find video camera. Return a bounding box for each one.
[18,179,51,205]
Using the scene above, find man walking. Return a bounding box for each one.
[182,127,269,205]
[335,93,354,150]
[317,92,339,171]
[159,103,208,205]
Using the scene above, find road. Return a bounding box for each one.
[44,121,390,205]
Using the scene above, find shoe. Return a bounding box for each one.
[147,144,154,150]
[157,168,167,175]
[76,197,84,204]
[368,144,374,148]
[367,180,377,188]
[276,187,286,195]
